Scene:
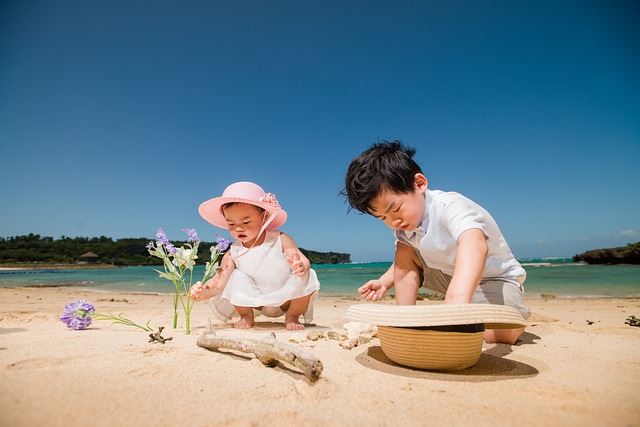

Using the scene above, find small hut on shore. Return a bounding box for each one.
[79,251,99,264]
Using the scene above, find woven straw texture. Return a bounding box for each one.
[345,303,526,329]
[378,326,484,370]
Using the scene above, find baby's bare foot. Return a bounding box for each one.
[285,314,304,330]
[234,314,254,329]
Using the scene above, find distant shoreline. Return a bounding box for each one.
[0,263,120,271]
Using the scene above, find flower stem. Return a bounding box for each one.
[176,284,190,334]
[173,293,178,329]
[93,313,154,332]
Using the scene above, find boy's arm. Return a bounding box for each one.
[393,242,422,304]
[445,229,488,304]
[378,264,394,288]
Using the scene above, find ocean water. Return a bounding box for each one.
[1,259,639,298]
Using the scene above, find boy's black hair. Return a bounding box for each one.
[342,140,423,214]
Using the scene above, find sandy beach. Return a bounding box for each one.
[1,287,639,427]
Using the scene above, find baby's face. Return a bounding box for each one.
[369,174,427,231]
[222,203,266,245]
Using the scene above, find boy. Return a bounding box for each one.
[343,141,529,344]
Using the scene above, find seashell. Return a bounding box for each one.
[326,330,345,340]
[306,330,323,341]
[343,321,378,339]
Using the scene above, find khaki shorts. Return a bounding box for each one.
[422,265,531,320]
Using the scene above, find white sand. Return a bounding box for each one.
[1,287,639,426]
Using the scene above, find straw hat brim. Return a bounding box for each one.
[345,303,527,329]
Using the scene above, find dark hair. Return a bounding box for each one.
[221,202,265,214]
[342,140,423,214]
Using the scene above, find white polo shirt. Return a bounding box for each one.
[394,189,526,285]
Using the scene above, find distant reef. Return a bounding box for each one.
[573,242,640,265]
[0,234,351,266]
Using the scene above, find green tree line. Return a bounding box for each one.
[0,234,351,265]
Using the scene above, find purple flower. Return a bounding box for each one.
[155,228,170,246]
[156,228,177,254]
[60,300,95,330]
[182,228,199,243]
[216,236,230,252]
[146,241,155,250]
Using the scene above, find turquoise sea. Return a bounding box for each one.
[1,258,639,298]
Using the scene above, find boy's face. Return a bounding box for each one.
[223,203,266,245]
[369,173,428,231]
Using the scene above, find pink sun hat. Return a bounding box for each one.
[198,182,287,230]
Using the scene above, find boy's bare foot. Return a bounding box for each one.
[484,327,524,345]
[285,314,305,330]
[234,313,254,329]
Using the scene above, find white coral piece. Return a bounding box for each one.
[339,322,377,350]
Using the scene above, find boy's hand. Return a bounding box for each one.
[358,280,388,301]
[286,251,308,277]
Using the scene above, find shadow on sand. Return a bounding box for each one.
[355,331,542,382]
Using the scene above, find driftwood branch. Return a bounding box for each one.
[148,326,173,344]
[197,332,324,381]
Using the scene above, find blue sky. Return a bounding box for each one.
[1,1,639,261]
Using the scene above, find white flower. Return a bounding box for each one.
[172,247,197,269]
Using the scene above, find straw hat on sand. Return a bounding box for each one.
[345,303,527,371]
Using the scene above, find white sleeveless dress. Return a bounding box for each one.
[208,230,320,323]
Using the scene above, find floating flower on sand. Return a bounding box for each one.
[61,300,157,335]
[60,299,95,330]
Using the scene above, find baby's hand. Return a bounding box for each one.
[358,280,388,302]
[190,281,205,301]
[286,251,307,277]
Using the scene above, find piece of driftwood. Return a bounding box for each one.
[197,331,324,381]
[149,326,173,344]
[626,315,640,327]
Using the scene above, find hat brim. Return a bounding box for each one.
[345,303,527,329]
[198,196,287,230]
